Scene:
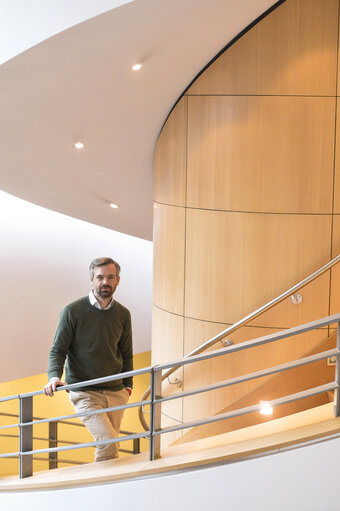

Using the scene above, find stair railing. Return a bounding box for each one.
[0,411,141,469]
[138,254,340,430]
[0,313,339,477]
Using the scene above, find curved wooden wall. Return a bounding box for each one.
[153,0,340,443]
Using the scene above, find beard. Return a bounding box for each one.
[98,285,116,298]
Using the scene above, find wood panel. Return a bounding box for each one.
[153,203,185,315]
[330,216,340,314]
[185,209,332,324]
[152,306,184,365]
[188,0,338,96]
[151,306,184,446]
[182,317,327,425]
[187,95,335,213]
[338,4,340,97]
[249,271,331,329]
[183,320,280,421]
[333,102,340,213]
[154,97,187,207]
[330,263,340,315]
[332,215,340,256]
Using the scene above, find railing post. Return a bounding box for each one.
[335,322,340,417]
[149,367,162,461]
[133,437,140,455]
[19,395,33,478]
[49,421,58,469]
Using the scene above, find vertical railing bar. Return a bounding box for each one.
[149,367,162,460]
[133,437,140,454]
[49,421,58,470]
[335,321,340,417]
[19,395,33,478]
[149,368,156,461]
[153,370,162,460]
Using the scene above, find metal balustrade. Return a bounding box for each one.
[139,254,340,430]
[0,314,339,478]
[0,414,141,469]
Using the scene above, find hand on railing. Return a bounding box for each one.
[43,377,69,397]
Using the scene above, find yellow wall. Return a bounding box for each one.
[153,0,340,443]
[0,351,151,476]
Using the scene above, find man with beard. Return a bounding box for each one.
[43,257,133,462]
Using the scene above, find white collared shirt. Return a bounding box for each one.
[89,290,115,310]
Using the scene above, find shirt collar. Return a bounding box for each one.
[89,290,115,310]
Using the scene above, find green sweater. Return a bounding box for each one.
[47,296,133,391]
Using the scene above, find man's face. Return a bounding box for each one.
[91,263,120,300]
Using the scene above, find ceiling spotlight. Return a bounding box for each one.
[132,63,142,71]
[110,203,119,209]
[259,401,273,416]
[73,142,84,149]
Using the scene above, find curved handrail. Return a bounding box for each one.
[138,253,340,430]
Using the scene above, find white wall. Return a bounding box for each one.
[0,190,152,382]
[1,435,339,510]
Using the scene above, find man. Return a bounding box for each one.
[43,257,133,462]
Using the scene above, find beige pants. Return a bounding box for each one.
[69,388,129,462]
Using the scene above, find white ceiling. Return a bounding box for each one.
[0,0,134,65]
[0,0,277,241]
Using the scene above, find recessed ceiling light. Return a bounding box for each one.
[110,203,119,209]
[259,401,273,416]
[132,63,142,71]
[73,142,84,149]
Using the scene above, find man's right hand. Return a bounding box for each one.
[43,377,68,397]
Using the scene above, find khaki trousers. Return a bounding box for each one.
[69,388,129,462]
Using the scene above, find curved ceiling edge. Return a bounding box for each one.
[0,0,277,241]
[0,0,135,66]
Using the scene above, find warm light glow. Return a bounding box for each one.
[132,63,142,71]
[259,402,273,415]
[73,142,84,149]
[110,203,119,209]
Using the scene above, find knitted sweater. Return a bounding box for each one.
[47,296,133,391]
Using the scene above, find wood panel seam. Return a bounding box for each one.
[328,0,340,323]
[152,303,333,332]
[187,94,338,98]
[154,201,336,216]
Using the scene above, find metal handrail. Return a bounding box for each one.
[0,366,154,477]
[0,314,339,478]
[146,313,340,455]
[154,382,337,436]
[0,432,148,459]
[0,366,151,404]
[0,400,150,430]
[156,348,338,404]
[138,254,340,430]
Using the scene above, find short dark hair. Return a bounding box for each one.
[89,257,121,278]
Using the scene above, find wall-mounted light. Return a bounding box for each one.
[73,142,84,149]
[259,401,273,415]
[132,63,142,71]
[110,203,119,209]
